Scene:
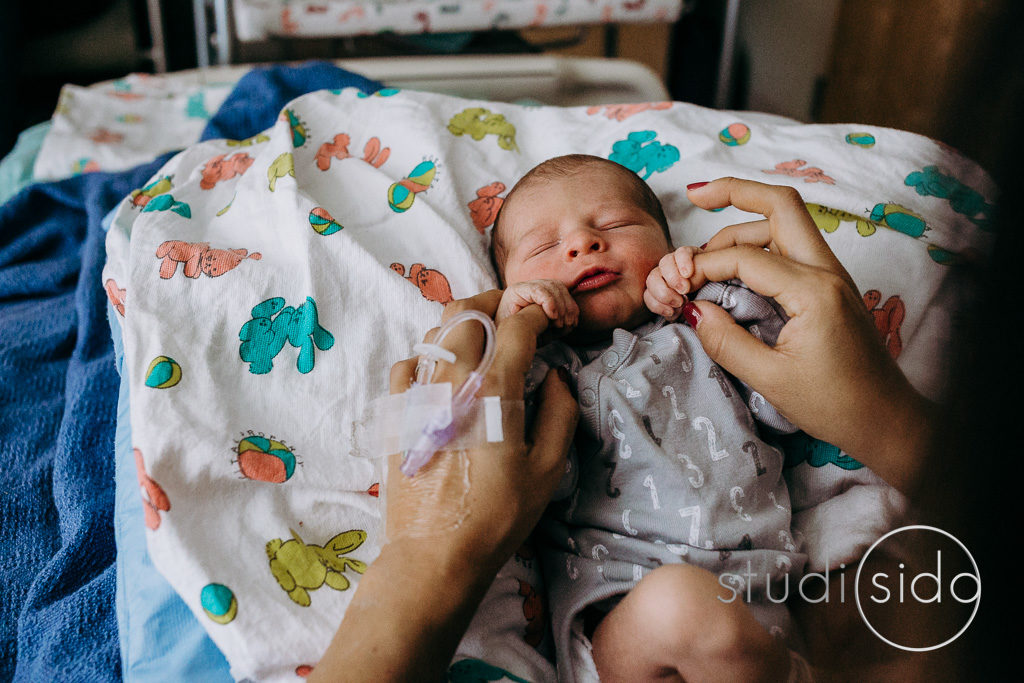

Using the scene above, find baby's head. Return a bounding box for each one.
[491,154,672,335]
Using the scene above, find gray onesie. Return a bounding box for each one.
[525,281,809,682]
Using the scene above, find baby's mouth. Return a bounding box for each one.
[571,268,620,294]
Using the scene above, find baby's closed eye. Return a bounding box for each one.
[528,241,559,257]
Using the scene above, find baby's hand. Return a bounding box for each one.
[644,246,701,320]
[496,279,579,331]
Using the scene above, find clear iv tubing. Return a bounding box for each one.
[400,310,497,477]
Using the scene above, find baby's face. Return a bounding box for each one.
[501,164,669,336]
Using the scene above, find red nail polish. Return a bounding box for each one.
[687,181,709,191]
[699,242,708,250]
[682,302,702,327]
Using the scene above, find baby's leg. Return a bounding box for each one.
[591,564,789,683]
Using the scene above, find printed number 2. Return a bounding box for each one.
[693,416,729,460]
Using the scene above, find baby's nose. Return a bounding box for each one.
[565,230,605,258]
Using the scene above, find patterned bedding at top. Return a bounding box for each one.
[232,0,685,41]
[102,87,994,680]
[33,73,234,182]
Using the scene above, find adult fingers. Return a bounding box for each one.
[704,219,772,252]
[490,304,552,389]
[441,289,503,322]
[685,300,784,392]
[705,225,860,299]
[434,292,505,378]
[557,285,579,325]
[526,369,580,487]
[688,178,837,269]
[691,245,810,314]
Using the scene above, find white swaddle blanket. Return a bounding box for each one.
[102,87,994,680]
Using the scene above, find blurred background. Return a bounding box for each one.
[0,0,1020,173]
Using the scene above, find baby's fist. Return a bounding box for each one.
[644,246,700,320]
[497,279,579,331]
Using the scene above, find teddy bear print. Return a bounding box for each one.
[863,290,905,358]
[586,102,672,121]
[104,278,126,316]
[390,262,454,304]
[517,579,547,648]
[467,181,506,232]
[763,159,836,185]
[155,240,262,279]
[200,152,254,190]
[134,448,171,530]
[315,133,390,171]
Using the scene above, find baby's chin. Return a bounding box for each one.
[563,302,655,345]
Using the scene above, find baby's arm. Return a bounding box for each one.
[643,246,703,320]
[496,279,579,331]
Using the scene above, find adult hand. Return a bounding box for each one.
[312,290,577,682]
[683,178,935,494]
[385,289,578,564]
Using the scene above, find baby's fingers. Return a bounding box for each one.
[556,286,580,327]
[538,295,563,322]
[671,246,699,279]
[646,269,685,307]
[656,252,689,295]
[644,288,682,320]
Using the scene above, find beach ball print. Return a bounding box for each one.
[145,356,182,388]
[72,158,100,174]
[236,434,297,483]
[845,132,876,148]
[388,160,437,213]
[201,583,238,624]
[309,207,343,235]
[719,123,751,146]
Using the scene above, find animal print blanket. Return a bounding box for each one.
[102,86,994,680]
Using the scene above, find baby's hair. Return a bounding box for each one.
[489,154,671,284]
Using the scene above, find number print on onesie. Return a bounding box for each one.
[693,416,729,460]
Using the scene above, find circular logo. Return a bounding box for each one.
[854,525,980,652]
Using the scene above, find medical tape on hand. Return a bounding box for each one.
[412,342,456,365]
[351,382,525,460]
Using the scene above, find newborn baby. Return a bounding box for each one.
[491,155,808,682]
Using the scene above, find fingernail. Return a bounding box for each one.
[555,367,572,385]
[687,181,709,191]
[682,302,702,327]
[699,242,708,250]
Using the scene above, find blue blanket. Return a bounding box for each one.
[0,62,382,682]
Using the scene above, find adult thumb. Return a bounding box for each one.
[528,369,579,482]
[684,301,778,388]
